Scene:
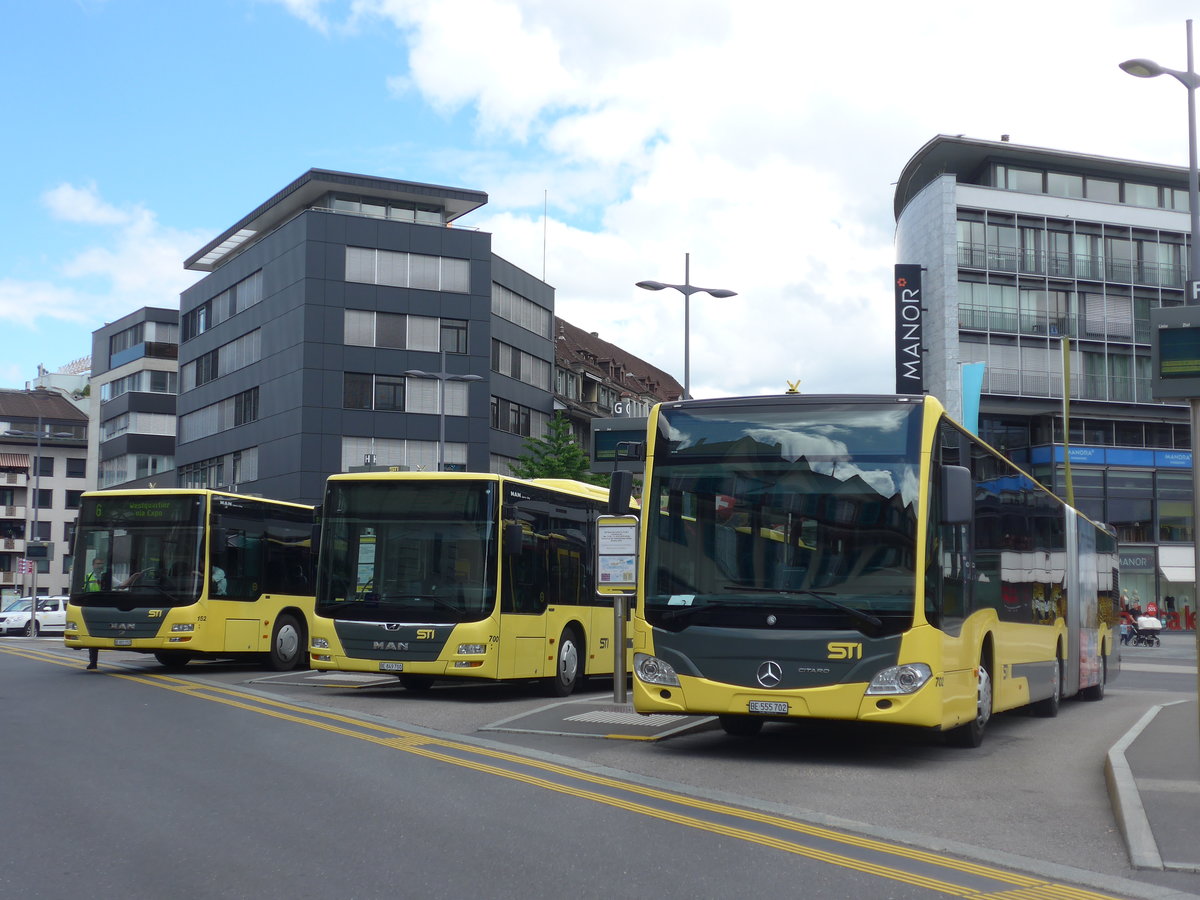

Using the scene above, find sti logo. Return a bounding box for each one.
[417,629,436,640]
[827,642,863,660]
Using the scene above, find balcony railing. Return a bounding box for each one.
[0,505,27,521]
[958,242,1187,287]
[0,472,27,487]
[961,305,1154,345]
[982,368,1155,403]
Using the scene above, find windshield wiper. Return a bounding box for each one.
[722,584,883,631]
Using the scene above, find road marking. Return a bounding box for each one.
[2,643,1130,900]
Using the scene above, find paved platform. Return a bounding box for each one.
[480,695,712,741]
[1108,696,1200,873]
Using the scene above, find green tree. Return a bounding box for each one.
[510,413,606,485]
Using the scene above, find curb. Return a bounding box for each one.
[1105,701,1180,872]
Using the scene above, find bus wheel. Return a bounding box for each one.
[719,715,764,737]
[947,660,992,748]
[1031,656,1062,717]
[23,620,39,637]
[547,627,582,696]
[154,651,190,669]
[265,614,304,671]
[1080,655,1106,702]
[400,674,435,692]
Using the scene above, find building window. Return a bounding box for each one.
[182,271,264,342]
[178,389,260,443]
[344,247,469,293]
[490,397,549,438]
[492,339,551,390]
[491,283,552,338]
[344,373,374,410]
[66,490,83,509]
[36,457,53,478]
[374,375,405,412]
[66,458,86,479]
[35,489,52,509]
[343,310,467,353]
[181,330,261,392]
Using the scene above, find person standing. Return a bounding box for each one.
[83,557,108,670]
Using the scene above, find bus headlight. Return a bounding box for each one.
[457,643,486,655]
[170,623,195,632]
[634,652,679,687]
[865,663,932,695]
[66,621,78,631]
[311,637,329,649]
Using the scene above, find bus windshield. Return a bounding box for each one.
[645,400,922,635]
[316,480,498,623]
[71,494,207,607]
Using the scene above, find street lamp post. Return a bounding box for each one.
[404,351,483,472]
[1121,19,1200,754]
[1120,19,1200,297]
[636,252,737,400]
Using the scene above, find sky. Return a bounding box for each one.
[4,0,1199,399]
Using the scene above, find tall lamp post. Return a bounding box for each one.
[1121,19,1200,751]
[636,252,737,400]
[404,351,483,472]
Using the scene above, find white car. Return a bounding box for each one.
[0,596,69,636]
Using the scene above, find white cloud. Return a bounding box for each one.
[279,0,1200,401]
[43,182,131,225]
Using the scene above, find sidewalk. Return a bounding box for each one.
[1106,695,1200,873]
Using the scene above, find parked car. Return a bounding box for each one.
[0,596,69,636]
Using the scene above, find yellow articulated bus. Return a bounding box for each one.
[66,490,316,670]
[310,472,619,695]
[619,393,1118,746]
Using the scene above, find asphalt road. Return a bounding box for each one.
[2,636,1198,899]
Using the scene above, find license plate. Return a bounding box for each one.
[748,700,788,715]
[380,662,404,672]
[114,639,132,647]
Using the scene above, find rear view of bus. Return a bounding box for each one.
[66,490,315,670]
[310,472,612,695]
[629,394,1116,746]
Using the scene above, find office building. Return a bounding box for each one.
[176,169,555,504]
[894,134,1195,626]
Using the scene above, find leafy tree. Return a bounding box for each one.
[510,413,607,485]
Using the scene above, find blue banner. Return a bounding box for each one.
[960,362,985,436]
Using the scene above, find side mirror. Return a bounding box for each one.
[608,470,634,516]
[942,465,973,524]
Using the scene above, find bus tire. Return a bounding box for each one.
[719,715,764,737]
[547,626,582,696]
[1080,654,1106,702]
[23,619,39,637]
[1031,656,1062,718]
[947,658,992,748]
[400,674,435,692]
[265,613,305,671]
[154,651,190,669]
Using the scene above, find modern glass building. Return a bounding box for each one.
[895,134,1195,630]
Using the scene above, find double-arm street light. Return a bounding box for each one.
[404,351,483,472]
[1120,19,1200,299]
[636,252,737,400]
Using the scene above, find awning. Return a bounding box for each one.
[1157,546,1195,585]
[1159,567,1194,584]
[0,453,29,468]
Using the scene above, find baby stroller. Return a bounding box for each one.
[1131,624,1161,647]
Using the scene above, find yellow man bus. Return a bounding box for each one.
[622,394,1118,746]
[66,490,316,670]
[310,472,616,695]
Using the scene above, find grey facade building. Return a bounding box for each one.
[90,307,179,490]
[895,134,1196,625]
[175,169,556,505]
